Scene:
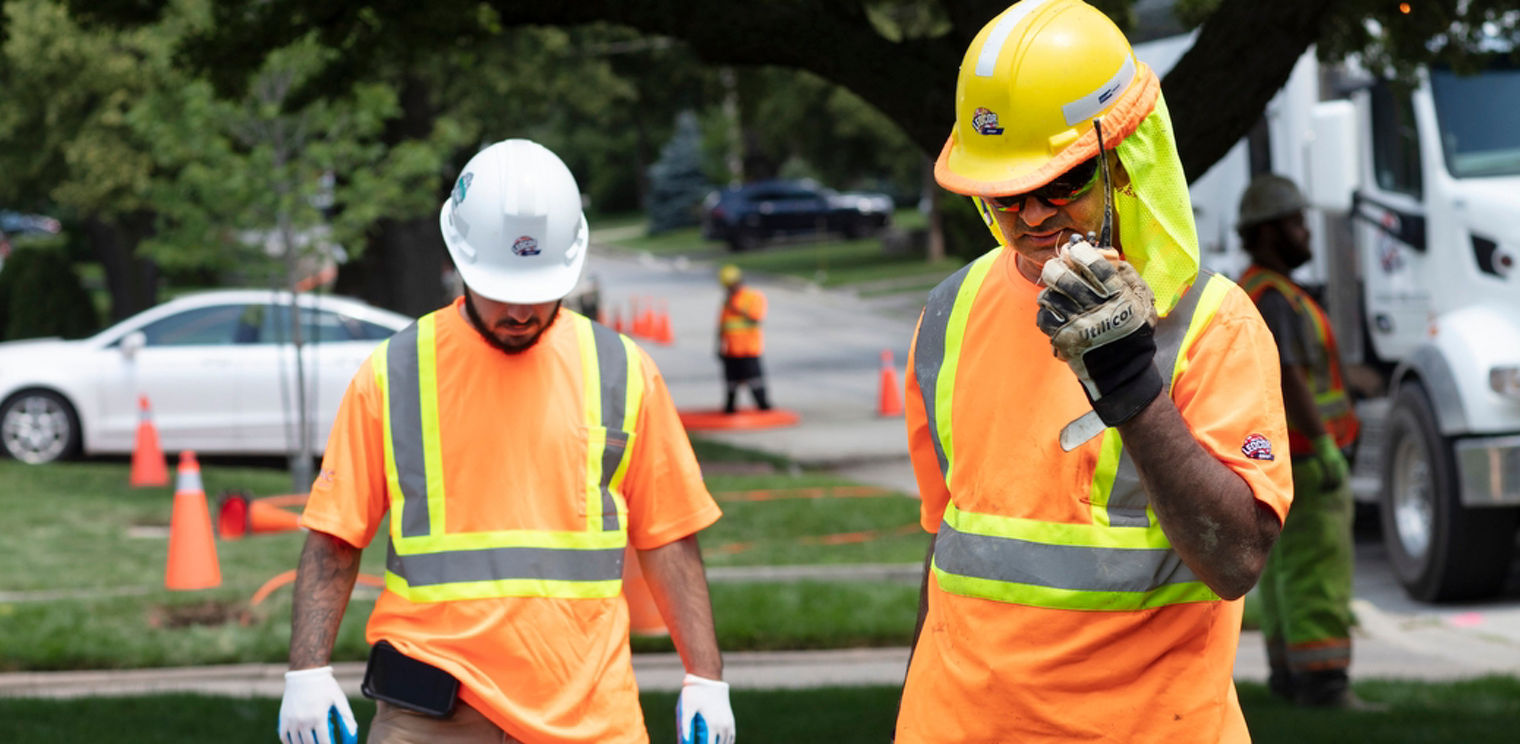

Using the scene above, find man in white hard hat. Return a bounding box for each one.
[897,2,1294,741]
[278,139,736,744]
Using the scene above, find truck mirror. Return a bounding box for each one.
[1308,101,1358,214]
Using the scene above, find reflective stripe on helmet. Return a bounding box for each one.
[373,311,641,602]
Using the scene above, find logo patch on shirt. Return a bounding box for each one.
[971,107,1004,135]
[512,235,540,256]
[1241,433,1275,461]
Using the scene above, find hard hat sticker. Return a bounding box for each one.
[512,235,541,256]
[972,107,1004,135]
[1240,433,1275,461]
[451,172,474,208]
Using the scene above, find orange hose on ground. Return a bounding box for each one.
[250,570,384,607]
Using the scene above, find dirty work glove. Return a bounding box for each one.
[1036,239,1161,426]
[677,673,735,744]
[1313,433,1350,492]
[278,666,358,744]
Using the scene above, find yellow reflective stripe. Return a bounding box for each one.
[572,314,604,531]
[1087,429,1124,526]
[373,339,407,543]
[385,574,623,602]
[1170,274,1232,386]
[936,253,998,487]
[414,316,447,538]
[394,527,626,553]
[932,559,1215,611]
[944,500,1171,550]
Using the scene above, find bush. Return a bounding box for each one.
[646,110,712,234]
[940,193,998,262]
[0,244,99,341]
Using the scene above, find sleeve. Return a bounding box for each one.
[299,357,392,548]
[748,289,768,321]
[905,313,952,533]
[1171,285,1294,524]
[621,348,723,550]
[1253,289,1306,367]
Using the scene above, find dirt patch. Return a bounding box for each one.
[148,600,256,628]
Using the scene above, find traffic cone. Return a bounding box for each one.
[877,350,904,417]
[653,300,674,345]
[247,498,303,535]
[623,546,668,637]
[130,395,169,488]
[611,307,624,334]
[165,451,221,590]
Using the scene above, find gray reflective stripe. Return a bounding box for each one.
[935,519,1200,592]
[387,541,625,585]
[1106,270,1213,528]
[590,321,629,531]
[385,323,431,539]
[914,262,978,484]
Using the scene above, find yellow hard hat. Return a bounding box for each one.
[935,0,1159,196]
[718,264,742,286]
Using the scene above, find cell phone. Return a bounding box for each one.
[360,639,460,718]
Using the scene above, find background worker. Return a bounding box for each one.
[1237,174,1367,708]
[715,264,770,414]
[277,139,736,744]
[895,2,1293,742]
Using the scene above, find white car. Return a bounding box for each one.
[0,290,412,464]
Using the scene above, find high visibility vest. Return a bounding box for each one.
[371,311,644,603]
[1239,266,1359,453]
[719,287,764,357]
[913,251,1235,611]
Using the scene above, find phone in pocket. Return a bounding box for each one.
[361,639,460,717]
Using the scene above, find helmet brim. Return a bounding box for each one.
[440,202,589,304]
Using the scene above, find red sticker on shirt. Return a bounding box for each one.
[1241,433,1275,461]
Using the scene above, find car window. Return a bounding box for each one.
[138,305,248,347]
[259,303,388,343]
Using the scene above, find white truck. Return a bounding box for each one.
[1138,36,1520,601]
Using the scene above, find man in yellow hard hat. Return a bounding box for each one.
[715,264,770,414]
[896,2,1295,741]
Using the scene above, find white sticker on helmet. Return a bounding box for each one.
[1061,55,1135,126]
[974,0,1054,77]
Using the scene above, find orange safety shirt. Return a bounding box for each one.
[718,286,766,357]
[897,248,1292,744]
[302,298,721,744]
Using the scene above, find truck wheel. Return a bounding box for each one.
[1379,381,1518,601]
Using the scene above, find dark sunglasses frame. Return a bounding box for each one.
[987,157,1101,213]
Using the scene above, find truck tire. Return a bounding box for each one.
[1379,381,1519,601]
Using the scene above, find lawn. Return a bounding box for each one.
[0,445,924,670]
[5,679,1520,744]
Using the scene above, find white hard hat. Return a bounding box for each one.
[1238,174,1307,230]
[439,139,588,303]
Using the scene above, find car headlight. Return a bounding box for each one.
[1492,366,1520,399]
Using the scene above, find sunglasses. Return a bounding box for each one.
[986,157,1100,213]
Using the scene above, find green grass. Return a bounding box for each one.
[5,679,1520,744]
[1,454,924,669]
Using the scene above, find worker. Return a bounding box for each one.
[895,3,1294,742]
[277,139,736,744]
[715,264,770,414]
[1237,174,1367,708]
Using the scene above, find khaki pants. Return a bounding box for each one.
[368,701,522,744]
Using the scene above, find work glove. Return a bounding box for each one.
[676,673,736,744]
[1312,433,1351,492]
[278,666,358,744]
[1035,239,1161,427]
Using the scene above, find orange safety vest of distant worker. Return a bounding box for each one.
[896,249,1293,743]
[1239,265,1361,454]
[719,286,766,357]
[300,298,721,744]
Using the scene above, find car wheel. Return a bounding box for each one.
[1,389,81,464]
[843,217,872,240]
[1379,380,1518,601]
[728,228,760,253]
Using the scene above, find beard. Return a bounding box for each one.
[462,288,560,355]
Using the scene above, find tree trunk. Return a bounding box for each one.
[81,215,157,322]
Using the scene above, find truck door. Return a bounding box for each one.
[1354,80,1433,362]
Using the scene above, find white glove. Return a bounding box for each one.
[676,673,735,744]
[278,666,358,744]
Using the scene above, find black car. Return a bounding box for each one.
[701,179,893,252]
